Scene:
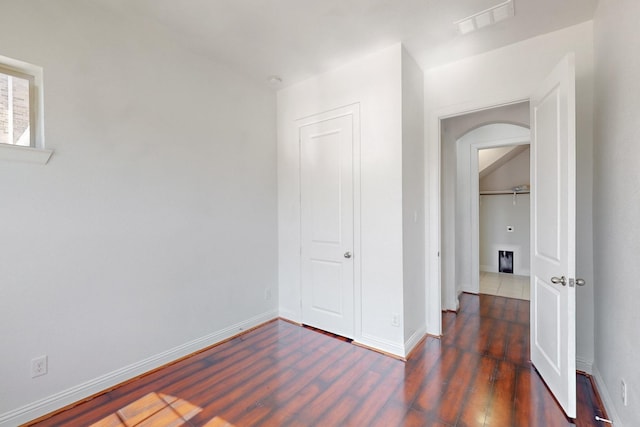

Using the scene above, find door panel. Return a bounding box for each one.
[300,113,354,338]
[530,54,577,418]
[535,279,561,370]
[310,260,343,315]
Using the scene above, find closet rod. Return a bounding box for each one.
[479,190,530,195]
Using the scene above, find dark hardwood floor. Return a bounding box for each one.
[27,293,608,427]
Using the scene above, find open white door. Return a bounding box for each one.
[530,54,577,418]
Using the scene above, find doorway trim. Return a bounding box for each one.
[469,131,530,294]
[426,97,529,336]
[296,103,362,340]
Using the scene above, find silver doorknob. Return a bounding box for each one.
[576,278,586,286]
[551,276,567,286]
[344,251,352,259]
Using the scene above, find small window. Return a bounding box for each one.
[0,66,34,147]
[0,55,50,164]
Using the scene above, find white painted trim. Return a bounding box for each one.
[0,143,53,164]
[426,97,529,337]
[296,103,362,343]
[278,308,300,323]
[0,310,278,427]
[576,357,593,374]
[0,54,45,150]
[468,131,529,297]
[459,283,473,293]
[404,326,427,357]
[592,364,622,426]
[355,333,404,358]
[425,107,442,335]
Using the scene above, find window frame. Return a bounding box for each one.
[0,64,36,148]
[0,54,51,164]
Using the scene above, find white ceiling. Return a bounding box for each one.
[92,0,597,87]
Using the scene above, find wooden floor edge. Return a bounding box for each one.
[21,318,279,426]
[581,371,611,421]
[351,341,406,361]
[277,317,302,326]
[404,334,428,360]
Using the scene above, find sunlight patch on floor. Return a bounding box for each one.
[89,392,234,427]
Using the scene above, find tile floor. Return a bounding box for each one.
[479,271,530,300]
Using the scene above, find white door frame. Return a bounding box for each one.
[469,133,530,294]
[296,103,362,339]
[426,97,529,336]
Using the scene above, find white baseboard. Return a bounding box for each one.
[0,309,278,427]
[480,264,495,273]
[459,283,474,293]
[404,326,427,357]
[355,333,404,358]
[592,364,622,426]
[480,265,530,276]
[576,357,593,374]
[278,308,300,323]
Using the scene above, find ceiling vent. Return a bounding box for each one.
[454,0,515,35]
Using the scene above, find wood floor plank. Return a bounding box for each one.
[369,401,410,427]
[505,322,529,366]
[413,346,463,413]
[484,360,517,427]
[516,299,530,324]
[444,312,475,350]
[502,298,520,322]
[28,294,607,427]
[455,355,497,427]
[388,338,444,408]
[404,408,452,427]
[311,394,358,426]
[301,350,372,423]
[486,319,509,359]
[197,350,302,423]
[437,351,481,424]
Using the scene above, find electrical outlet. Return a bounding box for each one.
[391,314,400,327]
[265,288,272,300]
[31,355,48,378]
[621,379,628,406]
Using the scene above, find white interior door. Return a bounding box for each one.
[300,113,354,339]
[530,54,577,418]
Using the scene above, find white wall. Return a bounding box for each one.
[0,2,277,424]
[479,194,530,275]
[278,44,425,357]
[425,22,595,371]
[480,147,530,192]
[401,48,426,350]
[593,1,640,425]
[479,147,531,276]
[278,44,405,355]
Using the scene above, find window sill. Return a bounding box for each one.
[0,143,53,164]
